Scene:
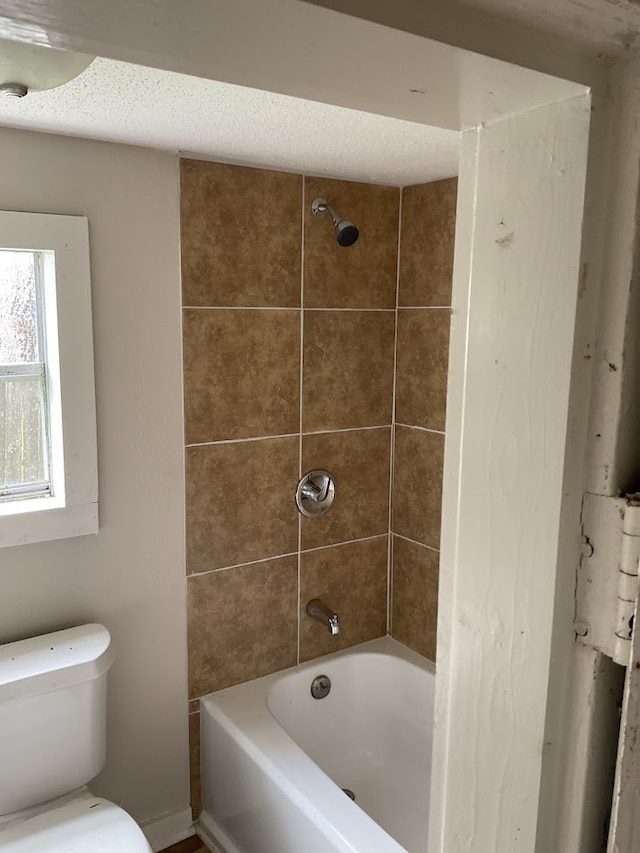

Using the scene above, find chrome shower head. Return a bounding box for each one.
[311,197,359,247]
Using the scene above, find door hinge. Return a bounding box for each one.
[576,492,640,666]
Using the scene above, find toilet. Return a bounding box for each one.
[0,623,152,851]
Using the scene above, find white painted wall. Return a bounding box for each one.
[303,0,637,59]
[301,0,602,84]
[0,126,190,833]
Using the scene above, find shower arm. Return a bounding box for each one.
[311,197,339,225]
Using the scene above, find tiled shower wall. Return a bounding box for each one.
[180,160,456,815]
[390,178,458,661]
[181,160,400,815]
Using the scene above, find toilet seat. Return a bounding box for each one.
[0,792,151,852]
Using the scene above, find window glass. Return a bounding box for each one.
[0,250,50,500]
[0,251,39,363]
[1,371,48,496]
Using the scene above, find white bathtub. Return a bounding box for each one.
[199,636,435,853]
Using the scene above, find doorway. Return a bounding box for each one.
[0,3,593,850]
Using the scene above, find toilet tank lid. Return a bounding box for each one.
[0,624,115,701]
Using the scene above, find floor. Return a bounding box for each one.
[160,836,208,853]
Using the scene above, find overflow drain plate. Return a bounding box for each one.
[342,788,356,801]
[310,674,331,699]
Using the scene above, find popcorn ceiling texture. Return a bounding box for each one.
[0,57,460,186]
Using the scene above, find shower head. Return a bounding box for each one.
[311,198,359,247]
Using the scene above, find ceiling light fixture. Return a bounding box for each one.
[0,37,94,98]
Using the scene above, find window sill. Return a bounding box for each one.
[0,501,98,548]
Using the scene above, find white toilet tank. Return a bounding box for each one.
[0,624,115,816]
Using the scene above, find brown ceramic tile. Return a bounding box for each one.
[303,311,395,432]
[186,437,299,573]
[188,698,199,714]
[395,309,451,431]
[180,160,302,307]
[160,835,208,853]
[301,428,391,550]
[399,178,457,307]
[304,177,399,308]
[188,555,298,695]
[299,537,388,661]
[189,712,201,821]
[392,426,444,548]
[183,308,300,444]
[391,535,439,661]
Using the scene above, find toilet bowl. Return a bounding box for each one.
[0,624,151,852]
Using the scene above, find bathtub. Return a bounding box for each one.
[198,636,435,853]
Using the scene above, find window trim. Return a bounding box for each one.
[0,211,98,547]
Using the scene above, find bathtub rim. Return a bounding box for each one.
[198,636,435,853]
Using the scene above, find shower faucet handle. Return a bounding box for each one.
[300,472,331,503]
[295,470,336,518]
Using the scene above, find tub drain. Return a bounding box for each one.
[342,788,356,801]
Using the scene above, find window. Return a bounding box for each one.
[0,212,97,547]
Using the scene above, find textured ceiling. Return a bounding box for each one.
[0,57,460,186]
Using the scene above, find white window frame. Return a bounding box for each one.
[0,211,98,547]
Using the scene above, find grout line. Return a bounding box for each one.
[303,424,390,437]
[303,307,395,313]
[182,305,300,311]
[389,536,395,635]
[188,533,392,581]
[300,532,387,556]
[186,433,298,448]
[387,187,402,635]
[188,551,299,578]
[395,423,446,436]
[393,532,440,554]
[183,306,398,312]
[297,178,305,666]
[397,306,452,311]
[186,424,393,448]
